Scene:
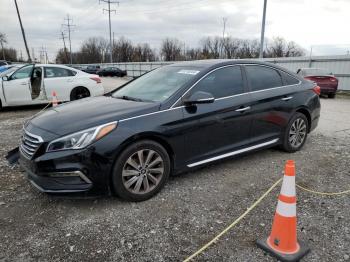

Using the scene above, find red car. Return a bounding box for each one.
[297,68,338,98]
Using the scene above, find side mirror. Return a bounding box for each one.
[184,91,215,106]
[2,76,9,81]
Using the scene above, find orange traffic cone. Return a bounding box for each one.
[52,91,59,107]
[257,160,310,262]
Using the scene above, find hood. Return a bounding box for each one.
[29,96,159,136]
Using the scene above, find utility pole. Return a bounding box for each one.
[259,0,267,58]
[14,0,31,62]
[31,47,35,62]
[40,46,47,63]
[222,17,228,59]
[60,31,69,63]
[100,0,118,64]
[62,14,75,64]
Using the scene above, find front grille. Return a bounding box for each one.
[20,129,43,159]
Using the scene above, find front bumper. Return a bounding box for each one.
[18,145,114,194]
[25,168,92,193]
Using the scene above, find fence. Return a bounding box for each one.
[76,55,350,90]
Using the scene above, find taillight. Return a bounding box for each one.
[312,85,321,95]
[90,76,101,84]
[329,77,337,82]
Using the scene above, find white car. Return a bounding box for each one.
[0,64,104,109]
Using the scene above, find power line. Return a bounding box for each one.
[62,14,75,64]
[100,0,119,63]
[13,0,31,62]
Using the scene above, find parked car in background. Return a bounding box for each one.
[70,65,86,71]
[297,68,338,98]
[0,64,104,109]
[0,64,14,73]
[0,60,10,66]
[0,64,24,75]
[98,67,127,77]
[83,65,101,74]
[17,60,320,201]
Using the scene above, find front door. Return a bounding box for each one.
[180,65,253,167]
[2,65,34,105]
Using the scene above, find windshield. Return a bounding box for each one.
[301,68,332,76]
[112,66,202,102]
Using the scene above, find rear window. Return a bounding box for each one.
[280,71,300,85]
[245,65,283,91]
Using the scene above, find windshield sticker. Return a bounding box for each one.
[177,70,200,75]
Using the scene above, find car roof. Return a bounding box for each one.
[169,59,295,74]
[169,59,284,69]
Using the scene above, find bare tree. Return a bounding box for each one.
[0,32,7,60]
[113,37,134,62]
[266,37,305,57]
[200,36,221,59]
[161,38,183,61]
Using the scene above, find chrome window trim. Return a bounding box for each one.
[187,138,279,168]
[118,64,302,123]
[170,63,301,109]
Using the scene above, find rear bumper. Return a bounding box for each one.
[319,85,338,94]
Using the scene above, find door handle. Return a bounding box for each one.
[20,82,28,85]
[235,106,251,112]
[281,96,293,101]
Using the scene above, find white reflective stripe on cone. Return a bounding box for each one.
[280,175,296,197]
[276,200,296,217]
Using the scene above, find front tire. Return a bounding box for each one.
[112,140,171,201]
[281,113,309,153]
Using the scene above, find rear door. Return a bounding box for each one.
[43,66,76,101]
[180,65,253,166]
[244,65,299,144]
[2,65,33,105]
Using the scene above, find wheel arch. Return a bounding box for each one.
[295,107,312,132]
[117,132,175,167]
[107,132,175,195]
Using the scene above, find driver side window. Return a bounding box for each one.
[189,66,244,99]
[11,65,33,80]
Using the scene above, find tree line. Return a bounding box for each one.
[56,36,305,64]
[0,31,305,64]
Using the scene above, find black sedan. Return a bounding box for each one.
[98,67,127,77]
[18,60,320,201]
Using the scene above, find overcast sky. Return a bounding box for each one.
[1,0,350,61]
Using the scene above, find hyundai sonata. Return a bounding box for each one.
[18,60,321,201]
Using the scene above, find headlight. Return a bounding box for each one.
[47,122,117,152]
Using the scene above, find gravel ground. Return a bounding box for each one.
[0,95,349,262]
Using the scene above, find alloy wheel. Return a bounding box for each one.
[289,118,307,148]
[122,149,164,194]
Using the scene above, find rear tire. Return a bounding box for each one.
[281,113,309,153]
[70,87,90,101]
[112,140,170,201]
[328,93,336,98]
